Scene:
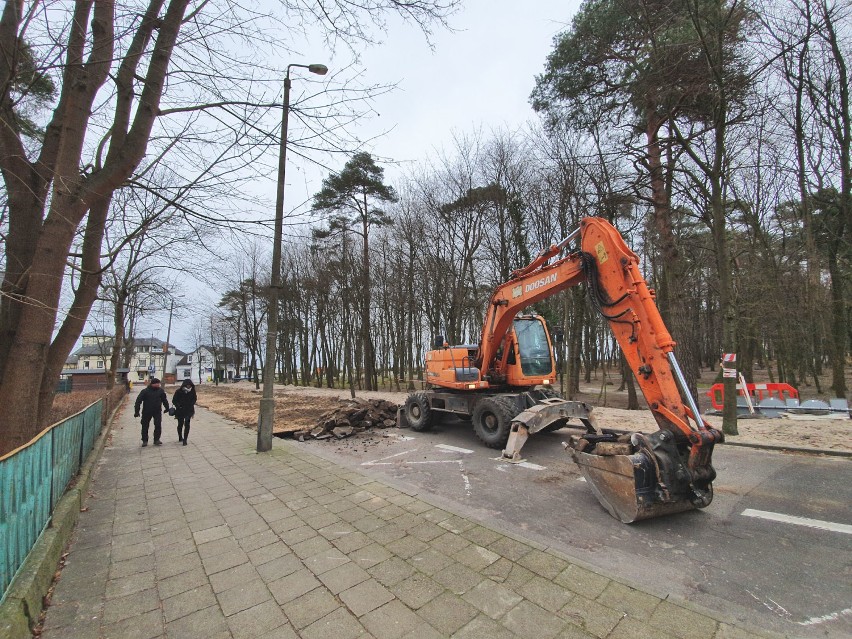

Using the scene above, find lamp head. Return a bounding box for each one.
[308,64,328,75]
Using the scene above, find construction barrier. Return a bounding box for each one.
[706,382,799,411]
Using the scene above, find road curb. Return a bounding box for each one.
[0,397,124,639]
[721,440,852,457]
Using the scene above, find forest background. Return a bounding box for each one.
[0,0,849,454]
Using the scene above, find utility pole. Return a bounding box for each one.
[163,300,174,383]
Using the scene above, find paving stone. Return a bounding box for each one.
[318,561,371,594]
[369,557,416,587]
[389,573,444,610]
[165,604,230,638]
[268,568,322,604]
[280,586,340,629]
[110,555,155,580]
[248,539,291,565]
[332,530,375,554]
[157,566,210,599]
[256,552,304,583]
[463,578,524,619]
[454,614,519,639]
[558,595,625,638]
[217,578,272,616]
[279,524,317,545]
[555,564,611,599]
[361,600,424,639]
[432,562,483,595]
[406,521,445,543]
[105,570,156,599]
[406,547,454,577]
[102,586,159,624]
[504,600,569,639]
[649,600,718,639]
[340,578,396,616]
[462,525,504,547]
[111,540,155,563]
[162,584,218,623]
[202,546,250,575]
[608,616,675,639]
[207,561,261,594]
[302,512,341,530]
[300,607,366,639]
[429,531,471,555]
[417,591,479,635]
[100,608,164,639]
[483,557,514,583]
[487,536,533,562]
[503,563,537,590]
[238,529,280,553]
[517,549,568,580]
[292,534,335,559]
[350,543,393,569]
[595,581,660,620]
[385,535,430,559]
[154,552,203,579]
[193,523,232,544]
[454,543,502,571]
[519,575,575,613]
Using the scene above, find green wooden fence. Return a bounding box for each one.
[0,400,104,601]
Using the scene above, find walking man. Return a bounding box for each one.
[134,378,170,446]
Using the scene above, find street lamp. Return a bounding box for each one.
[257,62,328,452]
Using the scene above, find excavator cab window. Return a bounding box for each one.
[513,318,553,376]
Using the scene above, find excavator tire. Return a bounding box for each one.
[472,396,516,448]
[405,392,433,432]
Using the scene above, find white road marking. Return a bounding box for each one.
[360,449,472,496]
[490,457,546,470]
[798,607,852,626]
[517,461,546,470]
[435,444,474,454]
[741,509,852,535]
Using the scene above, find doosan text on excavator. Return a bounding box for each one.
[401,216,724,524]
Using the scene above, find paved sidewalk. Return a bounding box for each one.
[40,400,772,639]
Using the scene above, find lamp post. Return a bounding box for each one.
[257,62,328,452]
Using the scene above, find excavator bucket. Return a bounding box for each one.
[572,449,696,523]
[569,429,713,524]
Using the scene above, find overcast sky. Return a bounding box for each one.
[130,0,584,352]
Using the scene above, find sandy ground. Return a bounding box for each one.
[193,382,852,454]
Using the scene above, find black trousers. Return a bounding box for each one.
[177,415,192,441]
[141,412,162,442]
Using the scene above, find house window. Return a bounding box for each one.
[188,354,193,363]
[83,360,90,369]
[97,361,104,369]
[183,369,191,378]
[139,359,147,368]
[138,372,145,381]
[200,355,207,363]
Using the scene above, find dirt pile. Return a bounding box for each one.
[293,398,400,441]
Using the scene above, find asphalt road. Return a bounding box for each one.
[299,418,852,638]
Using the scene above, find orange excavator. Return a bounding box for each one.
[402,216,723,523]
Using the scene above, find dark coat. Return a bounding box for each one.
[172,385,197,417]
[135,385,169,416]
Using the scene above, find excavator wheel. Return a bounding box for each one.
[404,392,433,432]
[472,397,515,448]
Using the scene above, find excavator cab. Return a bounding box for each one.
[491,316,557,388]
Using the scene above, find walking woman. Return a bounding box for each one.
[172,379,198,445]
